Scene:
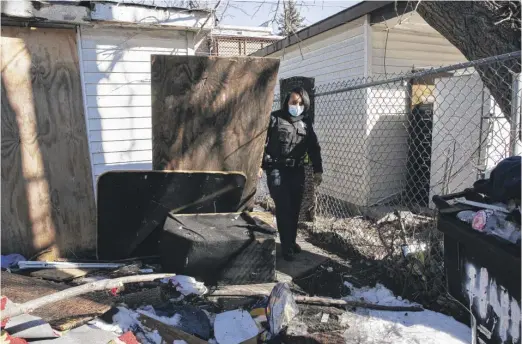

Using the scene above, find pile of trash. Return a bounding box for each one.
[0,254,301,344]
[443,156,521,245]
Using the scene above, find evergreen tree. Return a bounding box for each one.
[276,0,305,36]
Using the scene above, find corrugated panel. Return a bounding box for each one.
[79,26,191,183]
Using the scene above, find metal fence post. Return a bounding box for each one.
[511,73,522,156]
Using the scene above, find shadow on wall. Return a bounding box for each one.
[1,27,96,259]
[150,55,279,209]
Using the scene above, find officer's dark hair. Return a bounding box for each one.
[283,87,310,115]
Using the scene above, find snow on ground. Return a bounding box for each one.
[88,283,471,344]
[341,282,471,344]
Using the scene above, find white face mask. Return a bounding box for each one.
[288,105,304,117]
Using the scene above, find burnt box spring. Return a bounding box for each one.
[159,213,276,285]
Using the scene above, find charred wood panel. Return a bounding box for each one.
[151,56,279,209]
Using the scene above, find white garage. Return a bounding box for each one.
[76,2,212,190]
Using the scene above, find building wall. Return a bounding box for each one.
[366,11,468,205]
[78,26,193,187]
[429,73,489,204]
[371,11,466,75]
[269,16,367,86]
[365,83,410,205]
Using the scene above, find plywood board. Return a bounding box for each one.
[1,27,96,258]
[30,268,89,282]
[151,55,279,209]
[1,272,111,331]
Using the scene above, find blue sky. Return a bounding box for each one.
[119,0,362,33]
[219,0,361,33]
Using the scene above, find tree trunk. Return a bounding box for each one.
[415,1,521,120]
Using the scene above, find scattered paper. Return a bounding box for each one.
[320,313,329,323]
[214,310,258,344]
[4,314,59,340]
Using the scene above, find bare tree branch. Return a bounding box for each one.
[414,0,521,119]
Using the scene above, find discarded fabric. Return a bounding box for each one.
[456,210,476,224]
[471,209,521,243]
[472,210,491,231]
[1,254,26,270]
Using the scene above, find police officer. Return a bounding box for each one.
[261,87,323,261]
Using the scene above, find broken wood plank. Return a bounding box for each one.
[210,283,277,297]
[151,55,280,209]
[209,283,424,312]
[30,268,90,282]
[138,313,207,344]
[116,287,165,308]
[293,296,424,312]
[1,272,111,330]
[1,273,175,321]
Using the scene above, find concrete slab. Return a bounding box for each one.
[251,212,331,282]
[276,240,330,281]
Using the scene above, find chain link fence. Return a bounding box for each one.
[256,52,521,315]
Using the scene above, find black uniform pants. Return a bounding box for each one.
[267,167,305,254]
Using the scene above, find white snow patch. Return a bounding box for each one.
[161,275,208,296]
[342,283,471,344]
[173,341,188,344]
[136,310,182,327]
[90,306,181,344]
[112,307,141,333]
[142,330,163,344]
[88,319,124,334]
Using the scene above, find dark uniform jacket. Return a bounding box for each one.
[263,108,323,174]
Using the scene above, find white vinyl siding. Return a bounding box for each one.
[269,16,367,86]
[371,11,466,75]
[366,11,468,204]
[79,26,193,184]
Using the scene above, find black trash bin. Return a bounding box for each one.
[435,193,521,344]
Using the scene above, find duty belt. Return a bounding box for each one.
[271,158,304,168]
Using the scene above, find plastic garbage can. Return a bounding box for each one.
[434,192,521,344]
